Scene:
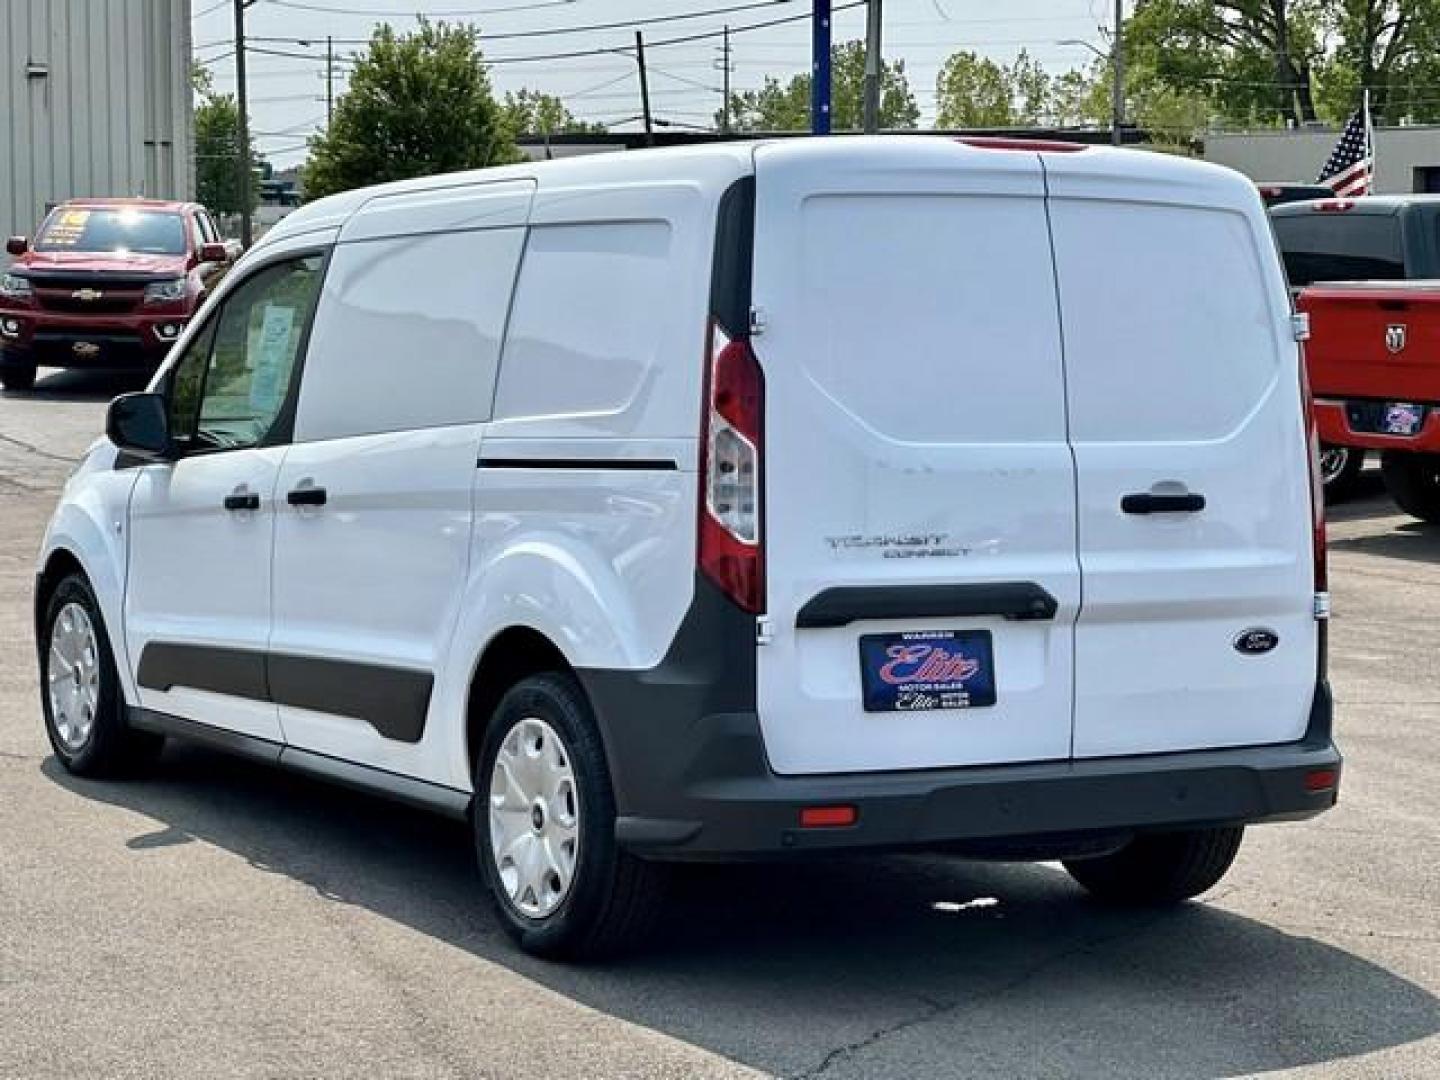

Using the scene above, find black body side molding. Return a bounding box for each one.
[136,643,432,744]
[794,581,1059,629]
[126,708,470,819]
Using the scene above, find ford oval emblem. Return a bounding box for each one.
[1233,628,1280,656]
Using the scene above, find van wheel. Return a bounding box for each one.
[40,573,164,776]
[0,362,36,392]
[1319,444,1364,502]
[1381,451,1440,523]
[1062,826,1244,905]
[475,672,665,960]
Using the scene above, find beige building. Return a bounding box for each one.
[1204,125,1440,194]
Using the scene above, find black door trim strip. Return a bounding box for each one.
[477,457,678,471]
[136,643,432,743]
[795,582,1059,629]
[126,707,470,819]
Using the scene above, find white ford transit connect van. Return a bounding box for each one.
[36,137,1339,958]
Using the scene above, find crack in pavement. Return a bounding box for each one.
[0,431,80,465]
[791,903,1193,1079]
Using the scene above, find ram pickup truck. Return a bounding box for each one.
[1272,194,1440,496]
[0,198,235,391]
[1299,279,1440,521]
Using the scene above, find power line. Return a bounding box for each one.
[261,0,580,15]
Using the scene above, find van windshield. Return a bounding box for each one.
[1272,212,1406,285]
[34,207,187,255]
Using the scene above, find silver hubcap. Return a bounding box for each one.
[47,603,101,752]
[488,717,580,919]
[1320,445,1350,484]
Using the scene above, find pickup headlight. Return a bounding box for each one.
[0,273,32,301]
[143,278,187,303]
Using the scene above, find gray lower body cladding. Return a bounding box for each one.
[578,577,1340,860]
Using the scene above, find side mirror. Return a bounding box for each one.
[106,392,172,461]
[199,241,230,263]
[5,236,27,256]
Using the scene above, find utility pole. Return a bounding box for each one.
[233,0,253,247]
[811,0,831,135]
[325,35,334,128]
[862,0,882,134]
[635,30,654,146]
[1111,0,1124,146]
[716,25,732,136]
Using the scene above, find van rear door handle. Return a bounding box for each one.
[223,491,259,512]
[1121,491,1206,514]
[287,485,327,507]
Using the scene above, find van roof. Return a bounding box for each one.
[261,137,1261,249]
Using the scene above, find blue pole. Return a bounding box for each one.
[812,0,831,135]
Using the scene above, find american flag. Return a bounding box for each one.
[1316,106,1374,197]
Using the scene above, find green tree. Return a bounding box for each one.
[502,89,606,137]
[304,20,521,200]
[935,48,1073,127]
[194,83,261,216]
[722,40,919,132]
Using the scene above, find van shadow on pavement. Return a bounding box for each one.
[45,745,1440,1079]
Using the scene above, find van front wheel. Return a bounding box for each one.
[1381,451,1440,523]
[475,672,665,959]
[1062,826,1244,905]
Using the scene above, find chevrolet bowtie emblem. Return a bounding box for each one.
[71,288,103,302]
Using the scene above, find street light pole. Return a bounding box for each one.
[862,0,882,134]
[1111,0,1124,146]
[233,0,253,247]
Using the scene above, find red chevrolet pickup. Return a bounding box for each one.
[0,198,234,391]
[1299,280,1440,521]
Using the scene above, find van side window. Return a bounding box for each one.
[291,227,525,441]
[168,255,324,452]
[492,221,672,423]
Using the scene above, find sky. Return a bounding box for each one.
[191,0,1120,169]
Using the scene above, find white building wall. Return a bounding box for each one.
[1204,126,1440,194]
[0,0,192,240]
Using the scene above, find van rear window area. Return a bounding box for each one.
[1271,212,1405,285]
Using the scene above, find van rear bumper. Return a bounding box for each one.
[588,681,1340,861]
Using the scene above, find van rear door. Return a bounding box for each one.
[1044,153,1318,758]
[750,139,1080,775]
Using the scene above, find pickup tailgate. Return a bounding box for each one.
[1300,282,1440,401]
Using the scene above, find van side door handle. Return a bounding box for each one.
[223,490,260,512]
[1121,491,1206,514]
[287,485,328,507]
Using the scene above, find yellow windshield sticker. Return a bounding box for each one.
[41,209,91,247]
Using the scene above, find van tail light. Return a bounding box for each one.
[1298,339,1330,607]
[699,321,765,613]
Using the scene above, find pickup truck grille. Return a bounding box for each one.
[32,283,146,315]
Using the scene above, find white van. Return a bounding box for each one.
[36,137,1340,958]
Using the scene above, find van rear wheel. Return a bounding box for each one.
[1062,826,1244,905]
[475,672,665,959]
[1381,451,1440,523]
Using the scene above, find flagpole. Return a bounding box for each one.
[1364,87,1375,194]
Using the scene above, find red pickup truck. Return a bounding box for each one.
[1299,280,1440,521]
[0,198,234,391]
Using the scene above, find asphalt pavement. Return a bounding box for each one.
[3,369,1440,1079]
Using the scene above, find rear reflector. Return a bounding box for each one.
[1304,768,1339,793]
[799,805,858,829]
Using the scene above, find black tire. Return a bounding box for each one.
[1063,826,1244,906]
[474,672,665,960]
[39,573,164,777]
[1319,444,1365,503]
[1381,451,1440,523]
[0,361,36,391]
